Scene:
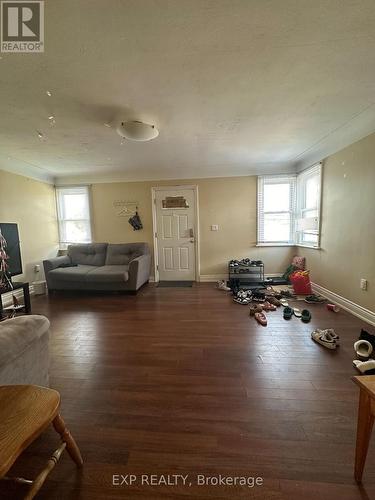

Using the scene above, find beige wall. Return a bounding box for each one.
[298,132,375,310]
[91,176,294,277]
[0,169,59,283]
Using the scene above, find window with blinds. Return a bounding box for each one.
[257,164,322,246]
[257,175,297,244]
[56,186,92,245]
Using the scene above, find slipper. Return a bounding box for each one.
[267,296,281,307]
[353,359,375,375]
[283,306,293,320]
[301,309,311,323]
[293,308,302,318]
[354,339,373,360]
[280,299,289,307]
[263,301,276,311]
[254,312,267,326]
[249,304,263,316]
[311,330,337,350]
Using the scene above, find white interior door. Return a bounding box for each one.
[154,187,196,281]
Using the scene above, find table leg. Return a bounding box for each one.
[23,283,31,314]
[355,388,374,482]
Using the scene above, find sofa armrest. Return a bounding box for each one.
[128,254,151,290]
[43,255,71,274]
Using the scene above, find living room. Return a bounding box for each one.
[1,1,375,499]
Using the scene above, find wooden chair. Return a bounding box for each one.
[0,385,83,499]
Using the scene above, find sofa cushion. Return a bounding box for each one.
[86,265,129,283]
[105,243,149,265]
[68,243,108,266]
[0,315,50,366]
[48,265,97,282]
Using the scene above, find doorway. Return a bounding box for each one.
[152,186,199,282]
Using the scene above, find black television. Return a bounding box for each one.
[0,223,23,276]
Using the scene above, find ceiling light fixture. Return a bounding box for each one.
[116,120,159,142]
[46,90,52,97]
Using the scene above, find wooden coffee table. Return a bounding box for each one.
[0,385,83,499]
[352,375,375,482]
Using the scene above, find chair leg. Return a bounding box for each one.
[52,413,83,467]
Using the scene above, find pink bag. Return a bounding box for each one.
[290,270,312,295]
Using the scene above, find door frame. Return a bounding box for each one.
[151,185,200,283]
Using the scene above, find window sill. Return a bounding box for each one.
[256,244,295,247]
[256,243,321,250]
[295,244,321,250]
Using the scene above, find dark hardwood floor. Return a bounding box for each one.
[2,284,375,499]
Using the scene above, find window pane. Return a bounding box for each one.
[63,194,88,220]
[263,213,290,242]
[302,232,318,244]
[264,183,290,212]
[64,220,91,243]
[305,175,319,209]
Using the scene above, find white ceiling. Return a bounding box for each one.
[1,0,375,184]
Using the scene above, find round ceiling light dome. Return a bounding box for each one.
[116,120,159,142]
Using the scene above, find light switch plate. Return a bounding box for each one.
[211,224,219,231]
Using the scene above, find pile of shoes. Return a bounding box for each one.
[311,328,339,349]
[353,330,375,374]
[233,289,253,305]
[229,259,263,267]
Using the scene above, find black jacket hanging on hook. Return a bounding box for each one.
[128,211,143,231]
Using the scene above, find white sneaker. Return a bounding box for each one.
[217,280,231,291]
[315,328,340,345]
[311,330,337,350]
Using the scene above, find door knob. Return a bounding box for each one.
[190,239,195,243]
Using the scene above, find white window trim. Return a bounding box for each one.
[257,164,322,248]
[295,163,322,248]
[257,174,297,245]
[55,185,93,247]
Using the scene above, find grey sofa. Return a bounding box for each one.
[43,242,151,293]
[0,315,50,386]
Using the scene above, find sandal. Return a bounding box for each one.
[280,298,289,307]
[254,312,267,326]
[301,309,311,323]
[283,306,293,320]
[293,308,302,318]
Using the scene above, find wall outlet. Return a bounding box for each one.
[34,264,40,273]
[360,278,368,291]
[211,224,219,231]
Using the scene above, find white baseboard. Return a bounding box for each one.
[200,274,227,282]
[1,285,35,309]
[312,282,375,327]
